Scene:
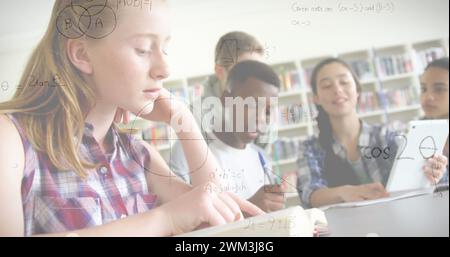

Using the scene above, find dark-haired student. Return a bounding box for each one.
[296,58,448,208]
[170,32,272,180]
[170,32,264,175]
[420,57,449,183]
[171,60,286,212]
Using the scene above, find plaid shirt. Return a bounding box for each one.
[8,114,157,236]
[296,122,400,207]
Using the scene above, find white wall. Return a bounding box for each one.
[1,0,449,102]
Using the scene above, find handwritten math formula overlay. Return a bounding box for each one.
[57,0,153,39]
[290,1,395,27]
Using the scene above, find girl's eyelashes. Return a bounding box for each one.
[320,83,332,89]
[135,47,169,56]
[135,48,152,56]
[434,85,448,93]
[421,85,449,94]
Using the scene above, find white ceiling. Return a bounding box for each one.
[0,0,448,79]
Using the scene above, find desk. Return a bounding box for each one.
[325,191,449,236]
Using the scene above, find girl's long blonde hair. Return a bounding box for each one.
[0,0,119,177]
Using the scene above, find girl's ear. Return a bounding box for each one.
[66,39,93,75]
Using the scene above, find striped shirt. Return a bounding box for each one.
[7,114,157,236]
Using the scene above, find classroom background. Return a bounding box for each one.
[0,0,448,206]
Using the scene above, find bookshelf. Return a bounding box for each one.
[120,38,448,201]
[411,38,449,71]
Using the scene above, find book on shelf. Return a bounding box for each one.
[347,59,375,81]
[271,137,303,162]
[177,206,328,237]
[274,67,303,92]
[377,85,419,109]
[357,91,380,113]
[142,124,170,147]
[303,67,314,88]
[414,47,447,71]
[277,104,309,126]
[375,53,414,77]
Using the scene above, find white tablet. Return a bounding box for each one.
[386,119,449,192]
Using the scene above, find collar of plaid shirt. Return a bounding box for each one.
[331,121,373,159]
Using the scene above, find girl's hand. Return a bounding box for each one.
[338,183,389,203]
[423,154,448,185]
[114,88,192,129]
[140,88,190,125]
[160,182,265,235]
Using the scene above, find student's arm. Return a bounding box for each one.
[32,185,262,237]
[308,188,342,207]
[166,108,222,187]
[296,139,330,208]
[141,88,222,186]
[167,140,191,183]
[297,139,389,208]
[0,114,26,236]
[309,183,389,208]
[43,183,264,237]
[142,140,192,203]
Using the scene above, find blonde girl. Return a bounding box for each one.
[0,0,263,236]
